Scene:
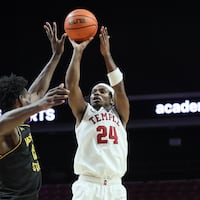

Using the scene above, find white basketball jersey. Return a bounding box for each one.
[74,103,128,179]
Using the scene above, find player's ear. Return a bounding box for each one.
[110,95,114,106]
[16,95,24,107]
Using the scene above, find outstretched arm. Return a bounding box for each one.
[29,22,67,102]
[100,26,130,126]
[65,37,93,123]
[0,84,69,136]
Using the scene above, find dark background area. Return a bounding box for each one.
[1,0,200,184]
[2,0,200,95]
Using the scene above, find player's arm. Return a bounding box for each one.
[28,22,66,102]
[65,38,93,123]
[0,85,69,136]
[100,26,130,126]
[104,55,130,126]
[112,79,130,126]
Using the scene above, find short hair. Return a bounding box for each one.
[0,73,28,112]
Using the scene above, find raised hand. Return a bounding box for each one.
[99,26,111,57]
[38,84,70,109]
[44,22,67,55]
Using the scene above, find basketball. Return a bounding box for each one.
[64,9,98,42]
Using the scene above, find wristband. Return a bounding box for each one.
[107,68,123,86]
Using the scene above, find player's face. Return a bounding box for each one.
[90,85,113,109]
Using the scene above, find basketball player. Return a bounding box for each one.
[0,22,69,200]
[65,26,130,200]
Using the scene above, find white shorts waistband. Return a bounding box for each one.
[78,175,122,185]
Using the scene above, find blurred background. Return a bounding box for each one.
[2,0,200,199]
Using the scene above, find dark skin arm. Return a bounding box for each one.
[99,26,130,127]
[0,22,67,154]
[29,22,66,102]
[65,38,93,125]
[0,84,69,154]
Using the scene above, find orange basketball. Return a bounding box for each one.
[64,9,98,42]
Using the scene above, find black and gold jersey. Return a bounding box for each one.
[0,124,42,200]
